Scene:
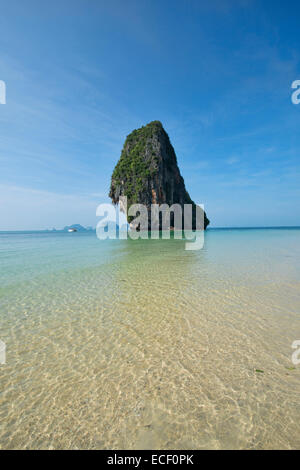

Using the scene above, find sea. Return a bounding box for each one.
[0,227,300,449]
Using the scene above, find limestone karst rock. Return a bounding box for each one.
[109,121,209,230]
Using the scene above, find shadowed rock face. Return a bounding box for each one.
[109,120,210,230]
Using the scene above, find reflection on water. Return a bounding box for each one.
[0,229,300,449]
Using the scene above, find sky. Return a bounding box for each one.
[0,0,300,229]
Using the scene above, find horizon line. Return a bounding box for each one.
[1,225,300,233]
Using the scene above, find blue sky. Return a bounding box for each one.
[0,0,300,229]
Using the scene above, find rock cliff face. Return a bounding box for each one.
[109,121,209,230]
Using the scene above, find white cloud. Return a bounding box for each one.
[0,184,109,230]
[226,156,239,165]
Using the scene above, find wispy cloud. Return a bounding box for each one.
[226,156,239,165]
[0,184,108,230]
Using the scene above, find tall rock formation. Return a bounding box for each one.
[109,121,209,230]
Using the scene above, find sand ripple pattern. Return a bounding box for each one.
[0,229,300,449]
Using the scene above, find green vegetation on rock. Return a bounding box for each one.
[110,121,162,206]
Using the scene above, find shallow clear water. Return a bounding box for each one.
[0,228,300,449]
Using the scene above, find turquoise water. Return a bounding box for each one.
[0,228,300,449]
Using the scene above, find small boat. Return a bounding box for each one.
[68,228,77,233]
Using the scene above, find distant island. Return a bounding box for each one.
[63,224,94,232]
[47,224,94,232]
[109,120,209,229]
